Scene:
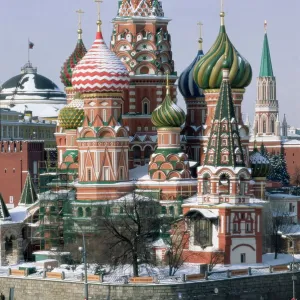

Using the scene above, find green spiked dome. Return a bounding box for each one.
[58,96,84,129]
[152,86,185,128]
[60,29,87,87]
[249,146,270,178]
[193,12,252,90]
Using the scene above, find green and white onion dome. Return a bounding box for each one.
[249,148,270,178]
[151,88,185,128]
[58,95,84,129]
[193,12,252,90]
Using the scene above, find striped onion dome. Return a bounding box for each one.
[72,22,130,93]
[193,13,252,90]
[58,96,84,129]
[152,88,186,128]
[178,48,205,99]
[60,30,87,87]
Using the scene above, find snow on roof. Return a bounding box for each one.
[152,238,169,248]
[267,193,300,200]
[188,208,219,219]
[129,165,149,180]
[9,206,29,223]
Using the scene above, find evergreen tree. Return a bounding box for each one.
[267,154,290,185]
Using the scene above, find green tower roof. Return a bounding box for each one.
[259,33,274,77]
[204,67,245,167]
[19,173,38,206]
[0,193,11,220]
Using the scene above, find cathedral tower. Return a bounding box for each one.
[71,5,133,200]
[111,0,177,168]
[182,61,263,265]
[252,21,281,143]
[193,8,252,164]
[178,23,206,163]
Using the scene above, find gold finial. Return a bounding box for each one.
[197,22,203,50]
[264,20,267,33]
[220,0,225,26]
[166,71,170,95]
[95,0,103,32]
[76,9,84,39]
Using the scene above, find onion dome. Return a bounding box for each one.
[58,95,84,129]
[249,147,270,178]
[72,21,130,93]
[0,63,66,105]
[60,29,87,87]
[193,12,252,90]
[179,39,205,99]
[152,82,186,128]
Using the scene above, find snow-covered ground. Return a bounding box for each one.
[0,253,298,283]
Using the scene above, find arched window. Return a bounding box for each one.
[144,146,152,159]
[169,206,174,216]
[142,99,150,115]
[203,174,211,195]
[271,119,275,134]
[193,217,212,247]
[219,174,230,195]
[133,146,141,159]
[161,206,167,214]
[263,120,266,134]
[77,207,83,218]
[86,207,92,217]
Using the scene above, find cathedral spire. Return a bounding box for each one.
[19,172,38,206]
[204,58,245,167]
[259,21,274,77]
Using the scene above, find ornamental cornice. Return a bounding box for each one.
[81,92,123,99]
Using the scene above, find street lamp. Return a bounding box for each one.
[278,231,297,300]
[74,222,88,300]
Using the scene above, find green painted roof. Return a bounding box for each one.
[19,173,38,206]
[259,33,274,77]
[0,193,11,220]
[151,89,185,128]
[204,71,245,167]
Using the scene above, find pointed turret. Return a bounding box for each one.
[19,173,38,206]
[204,59,245,167]
[252,21,280,142]
[0,193,11,220]
[259,21,274,77]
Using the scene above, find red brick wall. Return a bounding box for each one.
[0,141,44,207]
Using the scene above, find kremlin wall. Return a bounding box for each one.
[1,0,300,275]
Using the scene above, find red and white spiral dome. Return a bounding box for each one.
[72,25,130,93]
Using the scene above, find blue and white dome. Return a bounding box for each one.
[178,48,205,99]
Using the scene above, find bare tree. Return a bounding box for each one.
[292,166,300,187]
[102,192,161,277]
[164,219,193,276]
[208,250,223,271]
[263,200,294,259]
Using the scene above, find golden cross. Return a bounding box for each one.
[76,9,84,30]
[197,22,203,40]
[221,0,224,12]
[95,0,103,21]
[197,22,203,50]
[264,20,267,33]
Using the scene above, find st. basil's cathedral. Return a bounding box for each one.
[0,0,298,266]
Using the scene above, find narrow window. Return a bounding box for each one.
[241,253,246,263]
[87,169,92,181]
[103,109,107,122]
[103,167,110,181]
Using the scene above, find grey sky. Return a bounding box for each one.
[1,0,299,126]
